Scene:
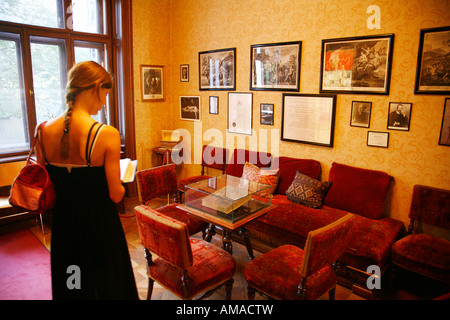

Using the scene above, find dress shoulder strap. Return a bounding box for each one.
[85,122,104,167]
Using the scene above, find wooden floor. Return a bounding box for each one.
[3,196,449,301]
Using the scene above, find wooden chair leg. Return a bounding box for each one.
[247,286,256,300]
[225,278,234,300]
[147,278,154,300]
[329,286,336,300]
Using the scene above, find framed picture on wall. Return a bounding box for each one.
[387,102,412,131]
[199,48,236,90]
[209,96,219,114]
[367,131,389,148]
[281,93,336,147]
[228,92,252,135]
[414,26,450,94]
[350,101,372,128]
[141,65,165,101]
[320,34,394,95]
[260,103,274,125]
[439,98,450,146]
[250,41,301,91]
[180,64,189,82]
[180,96,200,121]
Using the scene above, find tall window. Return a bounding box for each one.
[0,0,133,161]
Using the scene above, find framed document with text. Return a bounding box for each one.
[281,94,336,147]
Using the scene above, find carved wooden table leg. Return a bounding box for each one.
[204,224,216,242]
[239,227,255,260]
[222,229,233,255]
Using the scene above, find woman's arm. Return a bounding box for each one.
[103,126,125,203]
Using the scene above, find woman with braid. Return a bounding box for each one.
[37,61,138,299]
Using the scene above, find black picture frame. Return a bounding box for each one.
[209,96,219,114]
[199,48,236,91]
[439,98,450,146]
[414,26,450,94]
[387,102,412,131]
[350,101,372,128]
[320,34,394,95]
[260,103,274,125]
[180,64,189,82]
[281,93,336,147]
[180,96,200,121]
[250,41,301,91]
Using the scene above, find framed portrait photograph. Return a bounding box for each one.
[439,98,450,146]
[250,41,301,91]
[260,103,274,125]
[387,102,412,131]
[350,101,372,128]
[180,64,189,82]
[228,92,253,135]
[199,48,236,90]
[180,96,200,121]
[414,26,450,94]
[320,34,394,94]
[209,96,219,114]
[281,94,336,147]
[367,131,389,148]
[141,65,165,101]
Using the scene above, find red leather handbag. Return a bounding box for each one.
[9,122,56,214]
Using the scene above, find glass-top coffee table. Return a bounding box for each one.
[177,174,275,259]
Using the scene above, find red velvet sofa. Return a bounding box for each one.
[226,154,405,291]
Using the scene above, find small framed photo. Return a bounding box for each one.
[387,102,412,131]
[228,92,253,135]
[414,26,450,94]
[367,131,389,148]
[209,96,219,114]
[180,64,189,82]
[350,101,372,128]
[141,65,165,101]
[260,103,274,125]
[250,41,302,91]
[180,96,200,121]
[199,48,236,90]
[439,98,450,146]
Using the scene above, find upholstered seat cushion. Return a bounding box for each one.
[148,239,236,299]
[391,234,450,283]
[155,203,208,235]
[244,244,336,300]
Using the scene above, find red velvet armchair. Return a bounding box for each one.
[177,145,228,199]
[244,214,355,300]
[391,185,450,284]
[136,164,208,236]
[135,205,236,300]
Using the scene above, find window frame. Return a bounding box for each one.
[0,0,135,165]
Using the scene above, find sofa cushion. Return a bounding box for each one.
[274,157,322,195]
[225,149,272,177]
[286,171,331,208]
[324,163,393,219]
[391,234,450,283]
[242,162,279,198]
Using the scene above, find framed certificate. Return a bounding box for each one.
[281,94,336,147]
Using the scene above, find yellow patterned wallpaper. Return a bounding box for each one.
[133,0,450,229]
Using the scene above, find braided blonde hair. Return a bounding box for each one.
[60,61,113,159]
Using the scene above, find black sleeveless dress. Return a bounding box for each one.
[46,123,138,300]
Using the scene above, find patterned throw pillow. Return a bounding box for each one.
[286,171,331,208]
[242,162,280,198]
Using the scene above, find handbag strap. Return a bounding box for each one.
[27,122,47,165]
